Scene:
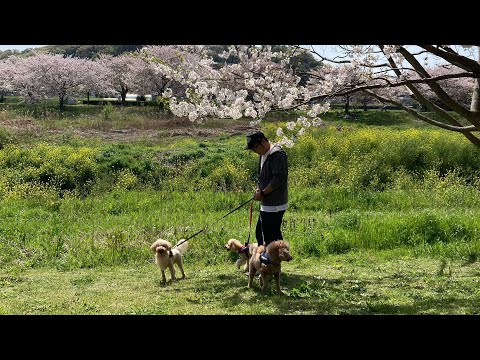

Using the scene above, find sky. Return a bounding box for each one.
[0,45,44,51]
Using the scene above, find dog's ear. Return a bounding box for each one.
[150,244,158,252]
[230,239,240,250]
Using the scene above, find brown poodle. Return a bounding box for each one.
[248,240,292,295]
[150,238,188,285]
[224,238,258,272]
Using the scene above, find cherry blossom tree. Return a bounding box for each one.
[306,45,480,147]
[140,45,327,147]
[8,54,46,104]
[6,53,94,108]
[0,57,16,102]
[84,58,121,103]
[135,45,194,102]
[96,54,146,105]
[32,54,93,109]
[307,63,373,114]
[159,44,480,148]
[414,65,475,109]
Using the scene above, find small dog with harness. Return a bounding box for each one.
[248,240,292,295]
[224,238,257,272]
[150,238,188,285]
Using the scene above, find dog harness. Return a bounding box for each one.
[260,251,279,266]
[239,244,250,255]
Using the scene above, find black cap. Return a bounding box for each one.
[244,131,266,150]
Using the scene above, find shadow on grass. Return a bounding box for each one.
[162,269,366,314]
[146,251,480,315]
[160,267,480,315]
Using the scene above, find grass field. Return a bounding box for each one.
[2,254,480,315]
[1,101,480,314]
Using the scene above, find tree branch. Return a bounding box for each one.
[420,45,480,73]
[397,46,480,127]
[365,90,477,132]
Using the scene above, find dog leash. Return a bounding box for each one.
[172,195,255,249]
[245,200,254,245]
[238,200,255,255]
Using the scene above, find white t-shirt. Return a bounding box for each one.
[260,146,272,170]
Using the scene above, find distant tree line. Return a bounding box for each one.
[0,45,145,60]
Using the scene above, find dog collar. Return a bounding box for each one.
[239,244,250,255]
[260,250,279,266]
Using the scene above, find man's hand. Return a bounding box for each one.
[253,188,264,201]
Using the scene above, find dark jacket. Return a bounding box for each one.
[258,144,288,206]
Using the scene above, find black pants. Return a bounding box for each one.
[255,210,285,246]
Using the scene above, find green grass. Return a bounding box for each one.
[2,188,480,269]
[2,253,480,314]
[2,100,480,314]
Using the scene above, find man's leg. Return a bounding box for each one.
[255,214,265,246]
[271,210,285,241]
[259,211,285,246]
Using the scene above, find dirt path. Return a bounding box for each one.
[0,117,258,142]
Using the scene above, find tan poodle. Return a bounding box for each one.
[224,238,258,272]
[248,240,293,295]
[150,238,188,285]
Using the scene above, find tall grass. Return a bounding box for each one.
[2,184,480,270]
[2,108,480,270]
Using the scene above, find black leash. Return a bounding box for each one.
[173,195,255,248]
[245,200,254,245]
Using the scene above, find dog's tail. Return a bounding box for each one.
[175,239,189,255]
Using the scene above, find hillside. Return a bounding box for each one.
[0,45,144,60]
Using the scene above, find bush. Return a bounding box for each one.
[0,128,14,149]
[204,160,249,192]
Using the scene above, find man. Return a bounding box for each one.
[244,131,288,246]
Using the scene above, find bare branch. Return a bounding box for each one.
[420,45,480,73]
[365,90,477,132]
[397,46,480,126]
[306,72,480,100]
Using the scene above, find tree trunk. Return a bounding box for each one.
[87,91,90,105]
[470,47,480,112]
[121,87,128,106]
[470,79,480,112]
[345,95,350,114]
[59,95,64,110]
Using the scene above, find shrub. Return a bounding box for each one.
[102,103,115,120]
[0,128,14,149]
[204,160,249,192]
